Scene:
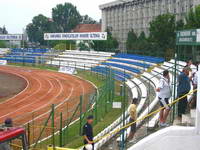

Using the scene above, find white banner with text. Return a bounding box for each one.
[59,66,77,75]
[44,32,107,40]
[0,34,22,41]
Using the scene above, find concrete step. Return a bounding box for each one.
[182,113,195,126]
[182,114,191,124]
[190,109,196,118]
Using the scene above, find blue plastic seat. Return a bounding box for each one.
[108,59,150,68]
[101,62,141,74]
[92,66,132,79]
[91,68,126,82]
[113,53,164,63]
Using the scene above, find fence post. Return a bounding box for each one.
[119,84,125,150]
[79,96,83,135]
[51,104,55,149]
[59,112,63,147]
[95,89,98,124]
[27,123,30,148]
[109,67,112,104]
[172,53,177,121]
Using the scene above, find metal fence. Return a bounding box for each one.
[8,64,116,150]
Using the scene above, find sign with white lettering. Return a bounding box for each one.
[59,66,77,75]
[176,29,200,45]
[44,32,107,40]
[0,34,22,41]
[112,102,122,109]
[0,60,7,65]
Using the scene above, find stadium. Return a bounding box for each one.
[0,1,200,150]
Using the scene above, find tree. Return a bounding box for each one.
[137,32,149,53]
[92,29,119,52]
[185,5,200,29]
[52,3,82,32]
[176,19,185,31]
[54,41,76,51]
[149,14,176,57]
[0,26,8,34]
[126,29,138,52]
[0,41,6,48]
[81,15,97,24]
[26,14,57,45]
[78,42,90,50]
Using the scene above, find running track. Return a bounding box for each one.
[0,66,95,126]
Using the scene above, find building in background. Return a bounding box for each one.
[71,24,102,50]
[71,24,101,32]
[100,0,200,50]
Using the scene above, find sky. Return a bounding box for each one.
[0,0,113,34]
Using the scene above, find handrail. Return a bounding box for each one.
[77,89,197,149]
[130,63,175,89]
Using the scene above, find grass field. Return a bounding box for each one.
[63,70,127,148]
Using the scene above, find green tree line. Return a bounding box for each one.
[126,5,200,60]
[26,2,98,49]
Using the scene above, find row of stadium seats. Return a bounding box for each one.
[91,53,164,81]
[113,53,164,63]
[91,66,132,81]
[107,59,151,68]
[101,62,141,74]
[94,59,191,149]
[12,48,49,53]
[0,57,37,63]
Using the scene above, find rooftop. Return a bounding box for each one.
[99,0,132,9]
[72,24,102,33]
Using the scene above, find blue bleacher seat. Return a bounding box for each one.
[91,67,126,82]
[113,53,164,63]
[92,66,132,79]
[101,62,141,74]
[108,59,150,68]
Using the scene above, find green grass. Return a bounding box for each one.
[37,70,125,149]
[66,108,121,148]
[77,70,106,88]
[8,63,126,149]
[8,63,58,71]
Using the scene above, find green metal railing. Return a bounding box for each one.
[12,66,116,150]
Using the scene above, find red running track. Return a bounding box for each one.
[0,66,95,126]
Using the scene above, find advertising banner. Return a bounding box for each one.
[0,34,22,41]
[44,32,107,40]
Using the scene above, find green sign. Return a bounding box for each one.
[176,29,200,45]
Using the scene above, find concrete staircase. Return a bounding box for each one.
[173,109,196,126]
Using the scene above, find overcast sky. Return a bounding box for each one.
[0,0,113,34]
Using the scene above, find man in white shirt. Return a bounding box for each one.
[156,70,171,127]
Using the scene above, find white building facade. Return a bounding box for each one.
[100,0,200,50]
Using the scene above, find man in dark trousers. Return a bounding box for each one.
[177,67,191,120]
[82,115,94,150]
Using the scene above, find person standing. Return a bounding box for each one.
[177,67,191,120]
[127,98,137,141]
[185,59,193,68]
[156,70,171,127]
[0,118,13,150]
[82,115,94,150]
[189,62,199,108]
